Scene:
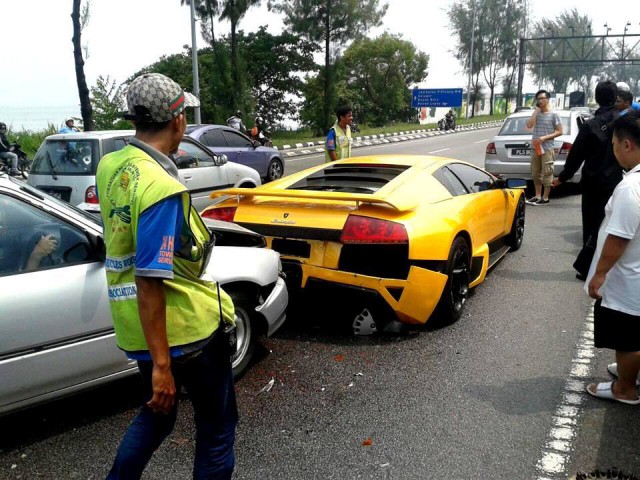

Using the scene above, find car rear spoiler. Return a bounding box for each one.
[209,188,417,211]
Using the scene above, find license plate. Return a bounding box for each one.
[512,148,531,156]
[272,238,311,258]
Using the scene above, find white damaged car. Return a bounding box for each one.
[0,173,287,415]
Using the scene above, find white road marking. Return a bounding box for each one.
[534,302,595,479]
[474,139,490,144]
[428,148,450,154]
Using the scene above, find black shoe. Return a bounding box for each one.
[525,197,541,205]
[575,273,587,281]
[8,169,21,176]
[536,198,550,205]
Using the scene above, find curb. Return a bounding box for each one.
[277,120,504,158]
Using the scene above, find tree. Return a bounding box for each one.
[219,0,262,109]
[71,0,94,130]
[90,76,130,130]
[529,10,599,97]
[448,0,525,115]
[240,27,318,126]
[341,33,428,126]
[270,0,388,132]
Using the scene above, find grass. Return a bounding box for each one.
[6,123,59,158]
[270,113,509,148]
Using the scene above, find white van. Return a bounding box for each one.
[27,130,261,211]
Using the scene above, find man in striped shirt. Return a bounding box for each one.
[525,89,563,205]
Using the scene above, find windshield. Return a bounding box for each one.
[498,115,571,137]
[31,139,100,175]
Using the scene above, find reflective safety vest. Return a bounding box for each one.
[96,144,234,352]
[325,122,352,162]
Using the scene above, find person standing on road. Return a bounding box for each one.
[96,73,238,479]
[0,122,20,176]
[525,90,563,205]
[616,82,640,113]
[552,81,621,251]
[58,118,79,134]
[615,90,634,115]
[325,105,353,163]
[586,113,640,405]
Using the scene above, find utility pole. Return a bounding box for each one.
[466,0,478,119]
[189,0,201,124]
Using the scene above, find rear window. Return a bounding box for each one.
[31,139,100,176]
[498,115,571,136]
[288,164,410,194]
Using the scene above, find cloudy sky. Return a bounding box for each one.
[3,0,639,108]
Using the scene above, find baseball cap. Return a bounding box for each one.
[617,81,631,92]
[124,73,200,123]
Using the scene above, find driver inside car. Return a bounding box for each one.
[23,233,59,271]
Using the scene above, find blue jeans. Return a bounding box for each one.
[106,331,238,480]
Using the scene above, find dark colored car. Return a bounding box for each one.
[187,124,285,182]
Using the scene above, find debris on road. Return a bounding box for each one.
[362,438,373,446]
[260,378,275,393]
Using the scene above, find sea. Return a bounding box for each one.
[0,105,81,132]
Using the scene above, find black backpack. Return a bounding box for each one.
[584,111,622,186]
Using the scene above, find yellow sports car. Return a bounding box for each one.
[202,155,526,333]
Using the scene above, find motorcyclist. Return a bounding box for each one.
[0,123,20,176]
[250,116,270,146]
[226,110,247,133]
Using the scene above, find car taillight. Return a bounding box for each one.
[559,142,572,155]
[85,185,99,204]
[341,215,408,244]
[201,207,237,222]
[486,142,496,155]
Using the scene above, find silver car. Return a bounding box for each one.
[0,173,288,415]
[484,110,583,183]
[27,131,262,211]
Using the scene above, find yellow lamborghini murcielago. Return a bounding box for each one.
[202,156,526,332]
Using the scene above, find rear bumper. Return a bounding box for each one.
[284,262,448,325]
[256,276,288,336]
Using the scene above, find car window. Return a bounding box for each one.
[113,138,130,151]
[447,163,496,193]
[0,193,96,276]
[31,139,100,175]
[173,140,216,169]
[201,129,227,147]
[222,130,253,148]
[498,114,571,136]
[433,167,468,196]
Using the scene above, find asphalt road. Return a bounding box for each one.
[1,128,638,479]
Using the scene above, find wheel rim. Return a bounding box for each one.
[230,307,251,370]
[515,200,525,245]
[450,246,470,313]
[268,160,283,180]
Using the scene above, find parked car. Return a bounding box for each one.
[26,131,261,212]
[202,156,526,333]
[484,109,583,183]
[0,173,287,415]
[186,124,285,183]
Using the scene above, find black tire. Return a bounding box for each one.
[266,158,284,182]
[228,292,255,379]
[435,236,471,324]
[506,196,526,251]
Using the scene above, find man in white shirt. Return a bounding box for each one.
[586,113,640,405]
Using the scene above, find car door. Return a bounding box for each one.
[221,128,265,177]
[0,190,133,413]
[446,163,509,244]
[174,138,230,211]
[199,127,235,159]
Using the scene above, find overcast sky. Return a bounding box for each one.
[3,0,639,108]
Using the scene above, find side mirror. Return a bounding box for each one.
[214,154,228,166]
[505,178,527,189]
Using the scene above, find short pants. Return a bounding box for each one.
[594,299,640,352]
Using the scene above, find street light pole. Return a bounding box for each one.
[189,0,202,125]
[465,0,478,119]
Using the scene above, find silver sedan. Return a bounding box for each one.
[0,174,287,415]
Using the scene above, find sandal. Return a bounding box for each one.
[586,381,640,405]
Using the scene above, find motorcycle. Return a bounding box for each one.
[438,115,456,131]
[0,142,31,178]
[251,129,273,148]
[351,122,361,134]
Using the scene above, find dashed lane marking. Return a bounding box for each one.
[428,148,450,154]
[534,303,595,479]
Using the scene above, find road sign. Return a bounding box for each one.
[411,88,463,108]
